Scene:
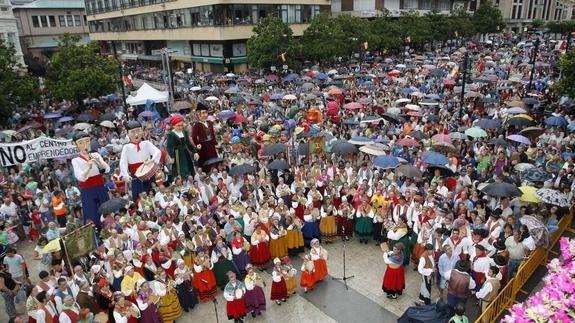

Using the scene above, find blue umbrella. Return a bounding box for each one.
[58,116,74,123]
[374,156,400,169]
[475,118,502,129]
[348,136,372,145]
[522,168,552,182]
[544,116,568,127]
[343,119,359,125]
[314,73,329,80]
[422,151,448,165]
[217,110,236,120]
[44,112,61,119]
[399,87,414,94]
[425,94,441,100]
[284,73,299,81]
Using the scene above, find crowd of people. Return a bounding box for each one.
[0,33,574,323]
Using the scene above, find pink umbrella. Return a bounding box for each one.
[431,134,453,144]
[407,111,422,117]
[344,102,363,110]
[506,134,531,145]
[443,79,455,86]
[396,138,420,147]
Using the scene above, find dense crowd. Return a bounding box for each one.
[0,34,574,323]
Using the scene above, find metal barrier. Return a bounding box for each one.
[474,209,573,323]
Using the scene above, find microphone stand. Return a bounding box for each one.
[332,226,354,290]
[213,298,219,323]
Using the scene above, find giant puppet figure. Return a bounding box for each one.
[191,102,219,172]
[71,132,110,227]
[166,114,199,180]
[119,121,161,199]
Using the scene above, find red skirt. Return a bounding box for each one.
[332,197,342,209]
[313,259,328,281]
[193,270,218,301]
[300,271,315,289]
[270,278,288,300]
[382,266,405,293]
[226,299,247,320]
[312,200,322,209]
[294,205,305,221]
[249,243,271,267]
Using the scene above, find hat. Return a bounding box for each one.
[245,264,253,271]
[493,239,506,251]
[282,256,291,264]
[273,257,281,265]
[98,279,108,288]
[170,115,184,126]
[91,265,101,274]
[493,255,507,266]
[177,259,185,266]
[455,260,471,272]
[127,121,142,130]
[72,131,90,142]
[196,102,208,111]
[124,266,134,273]
[136,278,146,289]
[475,244,487,252]
[310,238,319,246]
[424,243,434,251]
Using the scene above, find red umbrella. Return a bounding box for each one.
[443,79,455,86]
[388,70,401,77]
[407,111,422,117]
[233,114,247,124]
[327,87,343,95]
[396,138,420,147]
[344,102,363,110]
[305,71,316,77]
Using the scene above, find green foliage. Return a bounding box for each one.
[531,19,545,29]
[472,1,504,34]
[547,21,575,34]
[555,49,575,98]
[0,40,38,119]
[46,34,118,102]
[398,10,432,47]
[247,16,297,69]
[301,13,347,63]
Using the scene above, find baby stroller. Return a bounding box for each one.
[397,300,452,323]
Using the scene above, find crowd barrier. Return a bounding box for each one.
[475,208,573,323]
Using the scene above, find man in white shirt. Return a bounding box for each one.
[476,266,501,312]
[0,197,18,221]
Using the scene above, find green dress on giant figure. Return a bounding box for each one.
[166,129,196,180]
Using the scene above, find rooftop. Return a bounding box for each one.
[13,0,85,9]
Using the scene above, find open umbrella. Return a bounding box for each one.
[360,116,383,124]
[58,116,74,123]
[99,113,116,122]
[229,164,257,177]
[396,138,420,147]
[506,134,531,145]
[139,111,156,118]
[431,134,452,144]
[522,168,552,182]
[344,102,363,110]
[432,142,458,154]
[173,101,192,111]
[205,96,219,102]
[343,119,360,126]
[519,127,544,138]
[481,182,522,197]
[535,188,570,207]
[448,132,466,140]
[409,130,427,140]
[519,186,541,203]
[395,164,423,179]
[99,198,127,214]
[514,163,535,172]
[204,157,224,166]
[331,142,358,155]
[99,120,115,128]
[283,94,297,100]
[348,137,373,145]
[217,110,236,120]
[73,123,91,131]
[262,143,287,156]
[427,164,454,176]
[489,138,508,146]
[519,215,549,248]
[474,119,501,129]
[381,113,403,124]
[465,127,488,138]
[268,159,290,170]
[544,116,568,127]
[77,114,93,122]
[44,112,62,119]
[506,116,534,127]
[55,127,73,137]
[422,151,448,165]
[359,144,388,156]
[373,156,400,169]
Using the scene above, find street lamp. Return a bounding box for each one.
[527,38,540,92]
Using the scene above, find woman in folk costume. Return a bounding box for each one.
[152,269,182,322]
[192,251,218,302]
[158,247,176,280]
[319,201,338,243]
[95,279,115,323]
[224,271,247,323]
[243,264,266,317]
[382,242,406,299]
[231,231,251,279]
[417,244,436,305]
[166,114,199,180]
[270,258,288,305]
[119,120,162,200]
[301,204,321,247]
[336,200,354,241]
[174,259,198,312]
[269,216,288,259]
[309,238,329,281]
[249,224,271,270]
[191,102,219,172]
[211,237,238,289]
[70,131,110,227]
[411,222,433,268]
[291,192,306,221]
[308,186,323,209]
[135,279,162,323]
[387,215,412,266]
[372,203,389,244]
[285,214,305,255]
[282,256,298,295]
[175,232,195,269]
[143,255,159,282]
[113,292,141,323]
[300,254,316,293]
[355,198,374,244]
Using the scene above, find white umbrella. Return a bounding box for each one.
[514,163,535,172]
[535,188,570,207]
[387,107,401,115]
[190,86,201,91]
[100,120,115,128]
[205,96,219,101]
[410,92,424,97]
[226,73,236,78]
[73,123,91,130]
[327,69,338,75]
[395,64,406,69]
[283,94,297,100]
[359,144,389,156]
[405,104,421,111]
[395,98,411,104]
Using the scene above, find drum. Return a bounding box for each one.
[135,162,159,181]
[235,288,244,299]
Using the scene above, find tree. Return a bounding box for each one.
[372,12,403,52]
[0,40,38,119]
[46,34,118,102]
[397,10,431,49]
[450,8,473,38]
[472,1,504,34]
[246,16,297,69]
[333,14,378,57]
[531,19,545,29]
[301,13,347,63]
[555,49,575,98]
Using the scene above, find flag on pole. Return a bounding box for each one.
[450,65,459,78]
[363,41,369,50]
[278,52,287,62]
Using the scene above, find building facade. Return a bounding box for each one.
[0,0,25,65]
[494,0,574,32]
[85,0,331,73]
[13,0,90,60]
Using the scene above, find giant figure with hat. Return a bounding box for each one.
[119,121,162,199]
[71,132,110,227]
[166,114,199,180]
[191,102,219,172]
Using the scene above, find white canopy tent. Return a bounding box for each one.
[125,83,169,106]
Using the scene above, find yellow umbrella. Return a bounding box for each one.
[519,186,541,203]
[42,238,61,253]
[514,114,534,121]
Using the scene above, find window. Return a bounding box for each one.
[49,16,56,27]
[438,0,450,10]
[40,16,48,27]
[404,0,418,9]
[84,15,87,25]
[7,32,15,44]
[59,15,66,26]
[74,15,81,26]
[420,0,432,9]
[32,16,40,28]
[511,0,523,19]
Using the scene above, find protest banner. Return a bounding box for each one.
[0,137,78,167]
